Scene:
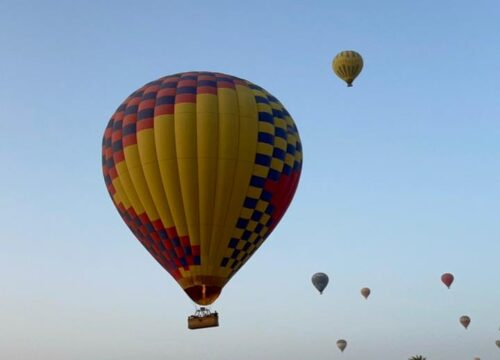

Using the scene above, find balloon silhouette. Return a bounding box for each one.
[361,287,371,299]
[441,273,454,289]
[312,272,329,294]
[337,339,347,352]
[332,50,364,87]
[460,315,471,329]
[102,71,303,305]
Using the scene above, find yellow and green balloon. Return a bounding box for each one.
[332,50,364,87]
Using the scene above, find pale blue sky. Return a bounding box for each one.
[1,1,499,359]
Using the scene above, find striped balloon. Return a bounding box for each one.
[332,50,364,87]
[102,72,302,305]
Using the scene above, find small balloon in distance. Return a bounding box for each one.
[361,287,371,299]
[460,315,471,329]
[336,339,347,352]
[441,273,454,289]
[332,50,363,87]
[311,272,329,294]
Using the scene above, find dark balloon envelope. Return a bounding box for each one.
[336,339,347,352]
[460,315,471,329]
[441,273,454,289]
[361,287,371,299]
[311,272,329,294]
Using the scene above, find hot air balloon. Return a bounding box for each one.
[361,287,371,299]
[474,357,480,360]
[102,71,303,329]
[332,50,363,87]
[460,315,471,329]
[441,273,454,289]
[496,340,500,348]
[337,339,347,352]
[312,272,329,294]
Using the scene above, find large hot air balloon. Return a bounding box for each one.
[332,51,363,87]
[312,272,329,294]
[361,287,371,299]
[337,339,347,352]
[441,273,454,289]
[102,71,303,327]
[460,315,471,329]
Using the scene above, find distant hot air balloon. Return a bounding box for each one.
[441,273,454,289]
[337,339,347,352]
[460,315,471,329]
[332,50,363,87]
[474,357,480,360]
[312,272,329,294]
[495,339,500,348]
[361,287,371,299]
[102,71,303,328]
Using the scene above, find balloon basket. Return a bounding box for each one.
[188,307,219,330]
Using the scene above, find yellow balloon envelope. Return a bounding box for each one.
[102,72,303,305]
[332,50,363,87]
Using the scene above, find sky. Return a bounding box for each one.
[1,0,499,359]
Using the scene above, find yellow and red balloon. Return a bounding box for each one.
[102,72,302,305]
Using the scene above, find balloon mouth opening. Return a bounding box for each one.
[185,285,222,305]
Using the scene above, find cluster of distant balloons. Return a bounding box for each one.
[310,51,365,354]
[441,273,500,357]
[101,47,498,357]
[310,272,370,353]
[311,272,370,299]
[440,273,471,329]
[311,271,500,355]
